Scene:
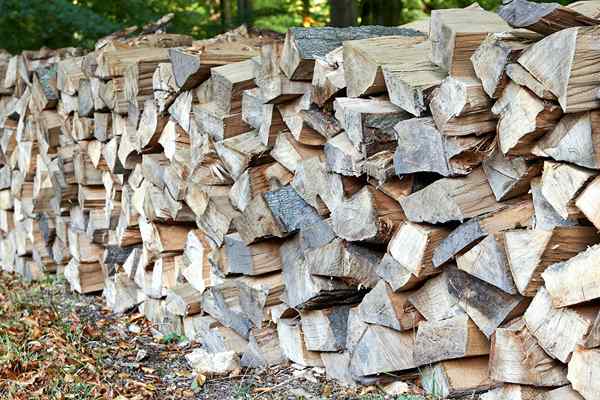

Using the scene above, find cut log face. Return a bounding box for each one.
[430,7,511,77]
[567,347,600,400]
[524,287,598,363]
[535,386,585,400]
[518,26,600,113]
[311,46,345,107]
[429,76,497,137]
[300,306,350,351]
[394,117,492,177]
[343,34,427,98]
[280,26,417,81]
[504,226,600,296]
[457,233,517,294]
[480,385,549,400]
[277,318,324,367]
[531,177,578,230]
[388,222,449,278]
[447,266,524,337]
[220,233,282,276]
[483,150,542,201]
[498,0,600,35]
[376,253,426,292]
[506,63,556,101]
[576,175,600,229]
[420,356,495,399]
[492,82,562,156]
[408,270,463,322]
[540,161,596,219]
[542,243,600,308]
[471,31,540,99]
[349,324,416,377]
[414,311,490,366]
[490,318,569,387]
[400,168,501,224]
[291,157,344,214]
[358,280,423,331]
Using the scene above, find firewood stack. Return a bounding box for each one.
[3,1,600,395]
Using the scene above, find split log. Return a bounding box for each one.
[271,131,324,173]
[429,76,497,136]
[430,7,511,77]
[524,287,598,363]
[408,271,463,322]
[480,385,549,400]
[542,244,600,307]
[311,46,345,107]
[219,234,282,276]
[241,88,285,146]
[400,168,502,224]
[165,283,203,317]
[536,386,585,400]
[413,311,490,365]
[104,272,141,314]
[376,253,426,292]
[498,0,600,35]
[211,59,255,115]
[291,157,344,214]
[241,326,285,367]
[489,318,569,386]
[504,226,599,296]
[300,306,350,351]
[277,92,325,145]
[517,25,600,113]
[482,150,542,201]
[277,317,324,367]
[64,259,104,294]
[540,161,595,219]
[343,34,427,97]
[567,347,600,400]
[471,31,540,98]
[506,63,556,100]
[358,280,423,331]
[492,82,562,156]
[531,177,578,229]
[576,176,600,229]
[420,356,495,399]
[324,131,364,177]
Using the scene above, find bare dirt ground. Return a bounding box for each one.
[0,272,429,400]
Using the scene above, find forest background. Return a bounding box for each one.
[0,0,576,54]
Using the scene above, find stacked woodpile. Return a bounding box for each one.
[3,0,600,396]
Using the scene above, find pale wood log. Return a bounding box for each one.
[504,226,599,296]
[394,117,493,177]
[535,386,585,400]
[311,46,345,107]
[280,26,416,81]
[200,324,249,355]
[364,150,395,186]
[471,31,540,98]
[492,82,562,156]
[576,175,600,229]
[483,150,542,201]
[64,259,104,294]
[541,161,595,219]
[277,92,325,145]
[349,324,416,377]
[524,287,598,363]
[534,111,600,169]
[321,352,356,387]
[414,311,490,366]
[531,177,578,229]
[400,168,501,224]
[324,131,365,177]
[358,280,422,331]
[96,47,169,79]
[241,326,285,367]
[430,7,511,77]
[490,318,569,386]
[420,356,496,399]
[518,26,600,113]
[305,237,380,288]
[343,34,427,97]
[153,62,179,113]
[165,283,203,317]
[499,0,600,35]
[568,347,600,400]
[506,63,556,100]
[457,233,517,294]
[291,156,344,214]
[300,306,350,351]
[104,272,141,314]
[480,385,549,400]
[211,59,255,114]
[220,233,282,276]
[376,253,426,292]
[543,243,600,307]
[332,185,405,243]
[277,317,323,367]
[408,270,463,322]
[241,88,285,146]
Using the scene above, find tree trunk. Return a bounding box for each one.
[329,0,357,27]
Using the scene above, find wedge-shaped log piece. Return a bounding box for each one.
[408,270,463,322]
[241,88,285,146]
[324,131,365,177]
[358,280,423,331]
[492,82,562,156]
[534,111,600,170]
[524,287,598,363]
[498,0,600,35]
[576,176,600,229]
[490,318,569,387]
[211,59,256,115]
[292,157,344,214]
[400,168,501,224]
[165,282,203,317]
[277,92,325,146]
[518,25,600,113]
[394,117,492,177]
[311,47,345,107]
[543,243,600,307]
[505,226,599,296]
[305,237,380,288]
[343,34,426,97]
[448,266,524,337]
[483,150,542,201]
[480,385,550,400]
[414,311,490,366]
[202,282,254,339]
[471,31,540,98]
[332,185,405,243]
[382,40,446,116]
[220,234,282,276]
[506,63,557,100]
[541,161,595,219]
[64,259,104,294]
[420,356,495,399]
[104,272,142,314]
[388,222,449,278]
[241,326,285,367]
[568,347,600,400]
[349,324,416,377]
[333,97,407,153]
[457,233,517,294]
[280,25,415,81]
[430,7,511,77]
[376,253,426,292]
[300,306,350,351]
[277,317,324,367]
[430,76,496,137]
[271,131,324,173]
[531,177,578,230]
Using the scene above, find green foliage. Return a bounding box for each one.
[0,0,580,54]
